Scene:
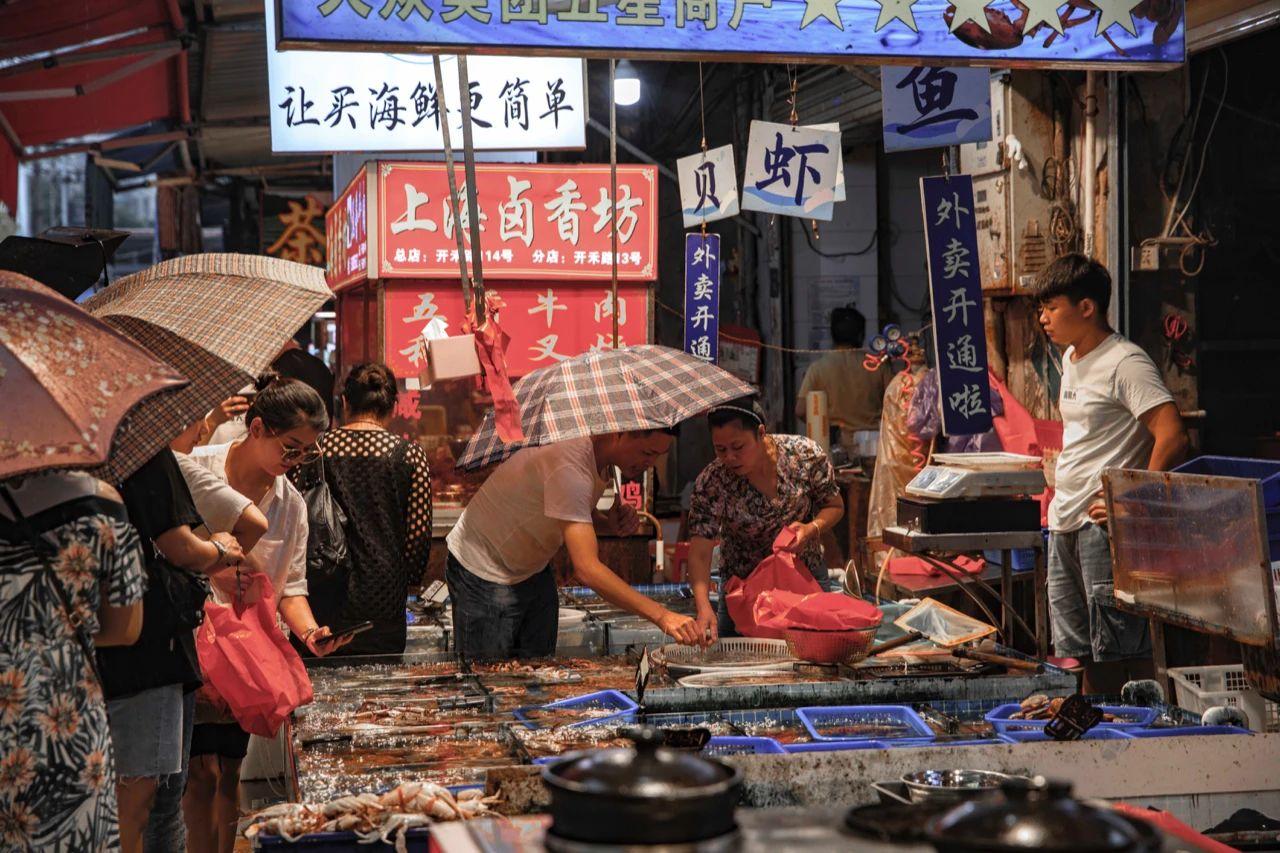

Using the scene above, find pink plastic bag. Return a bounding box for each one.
[754,590,883,632]
[195,573,313,737]
[723,528,823,639]
[887,554,986,578]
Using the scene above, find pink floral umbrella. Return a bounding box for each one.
[0,270,189,481]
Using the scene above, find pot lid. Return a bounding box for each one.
[928,777,1144,852]
[544,726,737,799]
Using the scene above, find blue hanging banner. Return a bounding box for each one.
[683,233,720,364]
[920,175,992,436]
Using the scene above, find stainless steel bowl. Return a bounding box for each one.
[902,770,1017,803]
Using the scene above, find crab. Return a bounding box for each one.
[944,0,1182,54]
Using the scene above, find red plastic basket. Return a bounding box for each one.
[783,625,880,665]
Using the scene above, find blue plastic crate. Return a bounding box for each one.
[703,736,786,756]
[797,705,935,743]
[1174,456,1280,508]
[999,728,1134,743]
[783,740,887,753]
[256,829,430,851]
[513,689,639,730]
[983,548,1038,572]
[986,704,1158,734]
[1126,725,1252,739]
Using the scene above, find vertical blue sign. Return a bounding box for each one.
[684,233,720,364]
[920,175,992,436]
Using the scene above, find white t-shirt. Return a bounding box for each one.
[1050,334,1174,533]
[447,437,606,585]
[176,443,309,603]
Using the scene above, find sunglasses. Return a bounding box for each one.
[267,430,321,465]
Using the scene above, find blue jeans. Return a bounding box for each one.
[446,551,558,660]
[144,689,195,852]
[1047,524,1151,662]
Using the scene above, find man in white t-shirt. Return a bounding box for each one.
[1033,254,1189,694]
[446,429,702,659]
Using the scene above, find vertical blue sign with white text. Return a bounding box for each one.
[921,175,991,436]
[684,233,720,364]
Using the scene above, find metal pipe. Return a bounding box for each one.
[609,59,619,349]
[433,55,473,302]
[1083,71,1098,258]
[456,56,487,322]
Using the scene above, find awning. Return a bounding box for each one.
[0,0,188,212]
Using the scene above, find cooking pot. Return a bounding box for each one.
[926,777,1161,853]
[541,726,742,845]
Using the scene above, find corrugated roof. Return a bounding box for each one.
[770,65,883,145]
[201,27,269,123]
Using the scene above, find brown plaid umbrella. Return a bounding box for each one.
[0,271,189,481]
[457,345,754,471]
[83,253,331,482]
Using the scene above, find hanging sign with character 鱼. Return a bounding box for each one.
[881,66,992,152]
[683,233,720,364]
[920,174,992,436]
[377,162,657,280]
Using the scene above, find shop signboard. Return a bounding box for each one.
[385,281,650,379]
[921,174,992,436]
[266,1,586,152]
[326,169,370,290]
[677,145,738,228]
[742,121,841,221]
[377,162,657,280]
[276,0,1185,70]
[683,232,720,363]
[881,66,992,152]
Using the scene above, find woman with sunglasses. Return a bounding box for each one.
[176,373,348,853]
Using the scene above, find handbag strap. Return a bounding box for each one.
[0,487,104,686]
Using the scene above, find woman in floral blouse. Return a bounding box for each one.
[0,472,146,852]
[687,399,844,641]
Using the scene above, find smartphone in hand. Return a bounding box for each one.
[325,621,374,645]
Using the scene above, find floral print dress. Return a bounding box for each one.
[688,434,839,582]
[0,489,145,852]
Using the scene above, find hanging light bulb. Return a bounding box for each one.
[613,60,641,107]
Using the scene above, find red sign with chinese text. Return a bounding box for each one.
[377,162,657,281]
[326,171,369,291]
[385,281,650,380]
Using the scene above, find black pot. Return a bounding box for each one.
[541,726,743,845]
[926,777,1161,853]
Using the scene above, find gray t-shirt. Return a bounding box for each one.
[1050,334,1174,533]
[446,437,606,585]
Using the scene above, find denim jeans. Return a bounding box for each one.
[446,551,559,660]
[1047,524,1151,662]
[144,689,195,852]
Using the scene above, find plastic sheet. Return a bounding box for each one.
[868,366,927,540]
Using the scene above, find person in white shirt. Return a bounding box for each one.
[1033,254,1188,695]
[446,430,702,659]
[175,374,349,853]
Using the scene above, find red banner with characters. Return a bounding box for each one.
[326,171,369,291]
[384,281,650,380]
[376,162,657,281]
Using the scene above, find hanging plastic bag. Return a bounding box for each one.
[723,528,823,639]
[195,573,313,737]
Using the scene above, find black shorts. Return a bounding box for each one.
[190,722,251,760]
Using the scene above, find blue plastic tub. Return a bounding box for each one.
[783,740,887,753]
[797,705,935,743]
[256,829,429,850]
[1174,456,1280,508]
[999,728,1134,743]
[986,704,1158,734]
[703,736,787,756]
[983,548,1038,572]
[1126,725,1252,739]
[513,689,639,730]
[885,738,1002,748]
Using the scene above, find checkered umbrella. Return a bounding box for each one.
[83,254,331,482]
[0,271,189,482]
[456,345,754,471]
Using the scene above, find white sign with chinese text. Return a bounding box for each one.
[882,67,992,153]
[677,145,739,228]
[742,121,841,221]
[265,2,585,153]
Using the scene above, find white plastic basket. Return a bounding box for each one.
[1168,664,1280,733]
[655,638,794,675]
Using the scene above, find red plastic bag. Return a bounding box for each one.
[755,590,883,632]
[195,573,313,737]
[723,528,823,639]
[887,554,986,578]
[465,293,525,444]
